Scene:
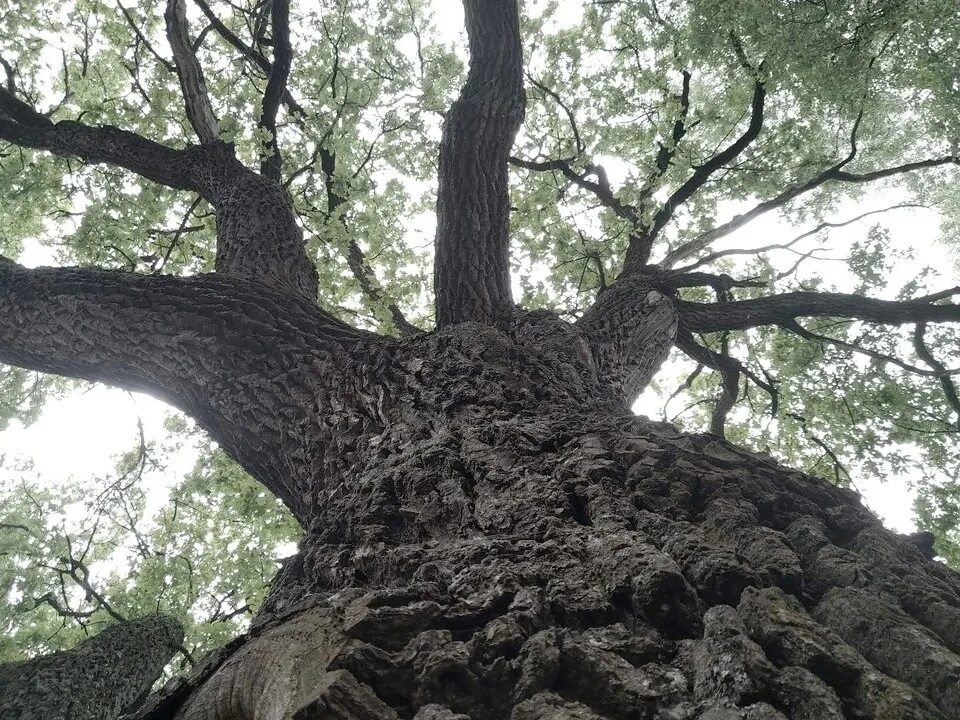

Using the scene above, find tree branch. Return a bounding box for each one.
[116,1,176,73]
[192,0,306,118]
[675,329,778,436]
[782,318,958,378]
[259,0,292,180]
[625,74,767,271]
[0,85,317,298]
[670,203,925,274]
[165,0,220,143]
[662,156,957,268]
[318,146,419,335]
[0,98,200,190]
[433,0,525,326]
[0,260,368,522]
[914,323,960,425]
[680,287,960,333]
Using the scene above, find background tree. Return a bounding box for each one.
[2,0,960,718]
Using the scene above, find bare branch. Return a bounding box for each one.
[193,0,306,118]
[116,1,176,72]
[782,319,958,377]
[527,75,585,155]
[165,0,220,143]
[680,287,960,333]
[675,329,778,436]
[671,203,925,274]
[318,145,419,335]
[663,156,957,268]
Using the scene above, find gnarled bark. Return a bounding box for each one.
[0,615,183,720]
[0,260,366,520]
[126,333,960,718]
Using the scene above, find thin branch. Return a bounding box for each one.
[681,287,960,333]
[318,144,419,335]
[625,73,767,270]
[671,203,924,274]
[527,75,585,155]
[782,319,958,377]
[662,156,957,268]
[116,1,175,72]
[193,0,306,117]
[675,329,778,436]
[914,323,960,425]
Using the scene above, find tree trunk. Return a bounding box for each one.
[131,320,960,720]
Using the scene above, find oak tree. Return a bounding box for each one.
[2,0,960,717]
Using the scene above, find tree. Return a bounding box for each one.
[2,0,960,717]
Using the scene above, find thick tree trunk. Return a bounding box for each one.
[132,322,960,720]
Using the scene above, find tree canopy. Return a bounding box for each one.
[1,0,959,666]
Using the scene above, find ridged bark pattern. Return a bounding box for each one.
[433,0,525,326]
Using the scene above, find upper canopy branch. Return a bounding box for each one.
[0,83,318,299]
[259,0,293,180]
[680,287,960,333]
[433,0,525,326]
[624,74,767,272]
[0,258,368,522]
[165,0,220,144]
[663,153,958,268]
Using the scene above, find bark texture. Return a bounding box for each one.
[126,323,960,720]
[433,0,525,326]
[0,260,367,520]
[0,615,183,720]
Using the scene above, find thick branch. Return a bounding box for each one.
[259,0,292,180]
[0,108,199,190]
[0,86,318,298]
[0,261,365,521]
[680,288,960,333]
[577,275,679,403]
[433,0,525,326]
[165,0,220,143]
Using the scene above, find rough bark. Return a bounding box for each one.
[0,95,318,299]
[0,260,366,520]
[433,0,525,326]
[122,322,960,720]
[0,615,183,720]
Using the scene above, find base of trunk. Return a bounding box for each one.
[135,410,960,720]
